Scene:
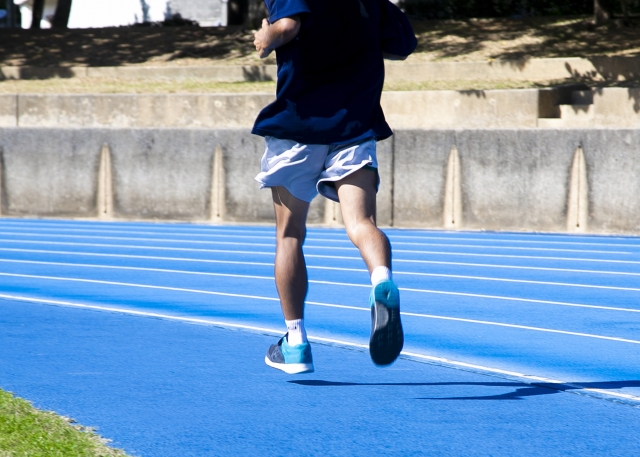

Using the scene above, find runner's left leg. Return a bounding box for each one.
[336,168,404,366]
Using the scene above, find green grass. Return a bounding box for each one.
[0,389,130,457]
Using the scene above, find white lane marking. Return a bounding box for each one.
[396,288,640,314]
[0,258,276,281]
[394,253,640,266]
[6,246,640,277]
[0,231,277,248]
[2,271,640,344]
[0,227,348,243]
[3,220,640,248]
[1,292,639,405]
[395,272,640,293]
[5,256,640,296]
[0,232,632,254]
[3,241,640,267]
[397,260,640,277]
[0,272,281,302]
[0,239,276,255]
[388,234,640,248]
[0,247,275,267]
[1,248,638,313]
[3,224,640,249]
[392,246,631,254]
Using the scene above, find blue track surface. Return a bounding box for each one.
[1,219,640,456]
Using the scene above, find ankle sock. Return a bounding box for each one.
[371,266,392,286]
[285,318,308,346]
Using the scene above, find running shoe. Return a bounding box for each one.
[369,279,404,365]
[265,334,314,374]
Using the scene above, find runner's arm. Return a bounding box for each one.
[382,52,408,61]
[254,16,301,59]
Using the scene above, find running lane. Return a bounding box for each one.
[0,219,640,455]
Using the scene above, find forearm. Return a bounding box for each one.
[254,17,301,58]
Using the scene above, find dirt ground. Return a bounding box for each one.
[2,15,640,68]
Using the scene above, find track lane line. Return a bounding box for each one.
[4,241,640,266]
[0,239,276,255]
[1,271,640,344]
[393,272,640,293]
[5,257,640,294]
[0,232,633,254]
[1,292,639,406]
[6,247,640,277]
[2,221,640,248]
[0,249,637,313]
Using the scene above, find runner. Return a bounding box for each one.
[252,0,417,373]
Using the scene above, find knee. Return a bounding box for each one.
[344,217,375,244]
[277,221,307,243]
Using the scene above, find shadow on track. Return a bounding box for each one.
[290,380,640,401]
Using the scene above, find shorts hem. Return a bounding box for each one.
[254,176,317,203]
[317,162,380,203]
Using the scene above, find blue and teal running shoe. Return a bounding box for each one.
[369,280,404,366]
[265,334,314,374]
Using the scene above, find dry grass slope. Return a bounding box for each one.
[2,16,640,68]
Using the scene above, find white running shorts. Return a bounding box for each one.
[254,136,379,203]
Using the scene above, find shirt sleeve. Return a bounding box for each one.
[264,0,311,23]
[378,0,417,57]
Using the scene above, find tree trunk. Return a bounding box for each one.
[227,0,246,25]
[52,0,73,29]
[246,0,262,28]
[594,0,610,25]
[620,0,629,19]
[5,0,16,28]
[30,0,45,29]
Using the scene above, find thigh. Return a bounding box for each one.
[271,186,311,240]
[335,167,378,228]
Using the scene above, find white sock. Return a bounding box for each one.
[285,318,307,346]
[371,266,392,286]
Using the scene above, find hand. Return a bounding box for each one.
[254,19,272,59]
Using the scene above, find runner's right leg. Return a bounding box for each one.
[264,186,314,374]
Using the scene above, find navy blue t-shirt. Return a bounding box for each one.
[251,0,417,145]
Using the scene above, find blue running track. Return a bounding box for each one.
[1,218,640,456]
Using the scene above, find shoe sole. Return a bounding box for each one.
[369,282,404,366]
[264,356,315,374]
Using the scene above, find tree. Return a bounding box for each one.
[593,0,610,23]
[228,0,246,25]
[5,0,16,27]
[51,0,72,28]
[227,0,267,27]
[30,0,45,29]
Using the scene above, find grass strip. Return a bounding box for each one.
[0,79,277,94]
[0,77,602,94]
[0,388,130,457]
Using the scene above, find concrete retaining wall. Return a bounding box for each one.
[2,88,581,129]
[4,56,640,82]
[590,88,640,127]
[7,87,638,129]
[1,128,639,235]
[14,94,275,128]
[381,89,542,129]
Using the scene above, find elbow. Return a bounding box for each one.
[276,16,301,42]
